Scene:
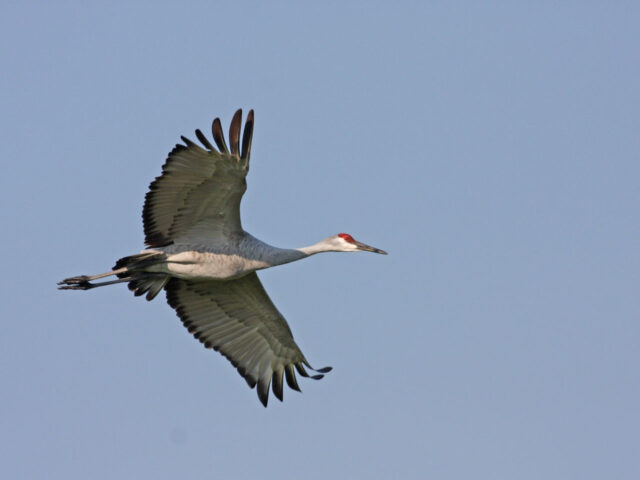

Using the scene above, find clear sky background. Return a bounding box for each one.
[2,2,639,479]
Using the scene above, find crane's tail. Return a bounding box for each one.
[58,252,169,301]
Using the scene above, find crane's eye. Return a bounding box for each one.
[338,233,355,243]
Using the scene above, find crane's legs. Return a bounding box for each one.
[57,268,128,290]
[59,252,167,299]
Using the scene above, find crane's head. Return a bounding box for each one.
[328,233,387,254]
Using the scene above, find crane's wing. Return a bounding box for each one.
[165,273,331,406]
[143,109,254,247]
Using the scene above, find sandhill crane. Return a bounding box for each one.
[58,109,386,406]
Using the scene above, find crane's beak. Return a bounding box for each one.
[354,240,388,255]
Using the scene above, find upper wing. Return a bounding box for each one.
[143,109,254,247]
[165,273,331,406]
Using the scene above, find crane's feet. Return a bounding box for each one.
[57,275,95,290]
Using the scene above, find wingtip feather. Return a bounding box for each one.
[272,368,284,402]
[241,109,254,161]
[285,364,301,392]
[229,109,242,156]
[211,117,229,153]
[257,377,271,407]
[195,129,215,151]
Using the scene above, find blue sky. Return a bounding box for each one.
[2,2,639,479]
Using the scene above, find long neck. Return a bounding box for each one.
[297,240,335,257]
[266,241,333,267]
[242,233,335,268]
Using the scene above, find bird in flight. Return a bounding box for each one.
[59,109,387,406]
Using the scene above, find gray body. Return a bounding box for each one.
[58,109,385,406]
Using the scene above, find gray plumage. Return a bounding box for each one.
[59,109,386,406]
